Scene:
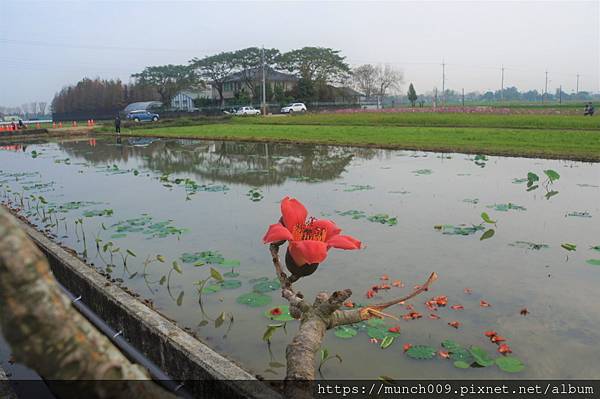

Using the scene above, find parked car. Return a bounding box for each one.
[235,106,261,116]
[126,110,160,122]
[280,103,307,114]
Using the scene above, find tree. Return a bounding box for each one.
[375,64,403,100]
[38,101,47,115]
[407,83,418,106]
[231,47,280,99]
[352,64,378,98]
[190,52,237,107]
[131,64,199,108]
[278,47,350,89]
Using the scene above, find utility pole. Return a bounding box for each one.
[544,70,548,104]
[576,73,580,94]
[559,85,562,104]
[462,88,465,108]
[261,46,267,116]
[500,65,504,102]
[441,60,446,106]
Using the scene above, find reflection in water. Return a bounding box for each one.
[57,137,380,186]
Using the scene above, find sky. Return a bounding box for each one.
[1,0,598,107]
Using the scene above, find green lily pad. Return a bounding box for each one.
[253,279,281,293]
[406,345,437,360]
[220,279,242,289]
[469,346,494,367]
[496,356,525,373]
[487,203,526,212]
[450,348,473,363]
[441,339,462,351]
[110,233,127,239]
[367,327,388,340]
[202,284,222,294]
[586,259,600,266]
[412,169,433,176]
[264,305,294,321]
[454,360,471,369]
[334,326,358,339]
[236,292,272,308]
[249,276,269,284]
[509,241,549,250]
[223,271,240,278]
[567,211,592,218]
[434,224,485,236]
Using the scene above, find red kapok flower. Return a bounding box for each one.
[263,197,362,267]
[269,307,283,316]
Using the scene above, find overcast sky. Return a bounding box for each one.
[1,0,598,107]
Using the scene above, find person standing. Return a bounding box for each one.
[114,115,121,134]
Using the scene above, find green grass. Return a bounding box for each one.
[232,112,600,130]
[100,123,600,161]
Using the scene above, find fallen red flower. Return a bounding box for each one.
[428,313,441,320]
[379,284,391,290]
[438,350,450,359]
[448,321,461,329]
[425,300,438,311]
[464,288,473,295]
[484,330,498,337]
[450,304,464,310]
[403,343,412,352]
[343,300,354,308]
[366,290,375,299]
[388,326,401,333]
[392,280,403,287]
[402,311,422,320]
[380,274,389,281]
[269,307,283,316]
[480,300,491,307]
[491,335,506,343]
[498,344,512,354]
[434,295,448,306]
[520,308,530,316]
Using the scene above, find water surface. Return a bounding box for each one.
[0,136,598,379]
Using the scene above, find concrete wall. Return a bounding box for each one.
[20,221,282,399]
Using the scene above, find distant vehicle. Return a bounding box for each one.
[126,110,160,122]
[235,106,261,116]
[280,103,307,114]
[222,108,237,115]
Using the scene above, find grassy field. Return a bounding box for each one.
[232,112,600,130]
[100,122,600,161]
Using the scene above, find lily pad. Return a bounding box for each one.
[435,224,485,236]
[220,279,242,289]
[223,271,240,278]
[406,345,437,360]
[334,326,358,339]
[469,346,494,367]
[441,339,462,351]
[412,169,433,176]
[264,305,294,321]
[236,292,272,308]
[496,356,525,373]
[202,284,222,294]
[253,279,281,293]
[487,203,526,212]
[367,327,388,340]
[450,348,473,363]
[509,241,549,250]
[454,360,471,369]
[566,211,591,218]
[586,259,600,266]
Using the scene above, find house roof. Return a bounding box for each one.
[123,101,162,112]
[178,89,212,100]
[223,67,298,83]
[335,86,364,97]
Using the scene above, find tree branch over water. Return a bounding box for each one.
[269,243,437,397]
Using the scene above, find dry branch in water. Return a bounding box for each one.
[0,208,175,399]
[269,243,437,397]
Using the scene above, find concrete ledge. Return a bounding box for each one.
[18,219,281,399]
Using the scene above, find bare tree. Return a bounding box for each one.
[375,64,403,99]
[352,64,379,98]
[38,101,47,115]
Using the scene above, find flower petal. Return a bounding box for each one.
[326,234,362,250]
[280,197,307,229]
[262,223,293,243]
[312,219,342,241]
[289,240,328,265]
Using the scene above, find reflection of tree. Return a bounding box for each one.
[58,138,380,187]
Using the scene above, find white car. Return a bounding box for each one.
[281,103,307,114]
[235,106,261,116]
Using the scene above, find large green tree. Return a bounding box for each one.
[190,52,237,106]
[231,47,280,99]
[277,47,350,90]
[407,83,418,106]
[131,64,199,108]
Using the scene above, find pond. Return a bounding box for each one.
[0,136,599,379]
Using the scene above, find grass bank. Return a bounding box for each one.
[98,123,600,162]
[233,112,600,130]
